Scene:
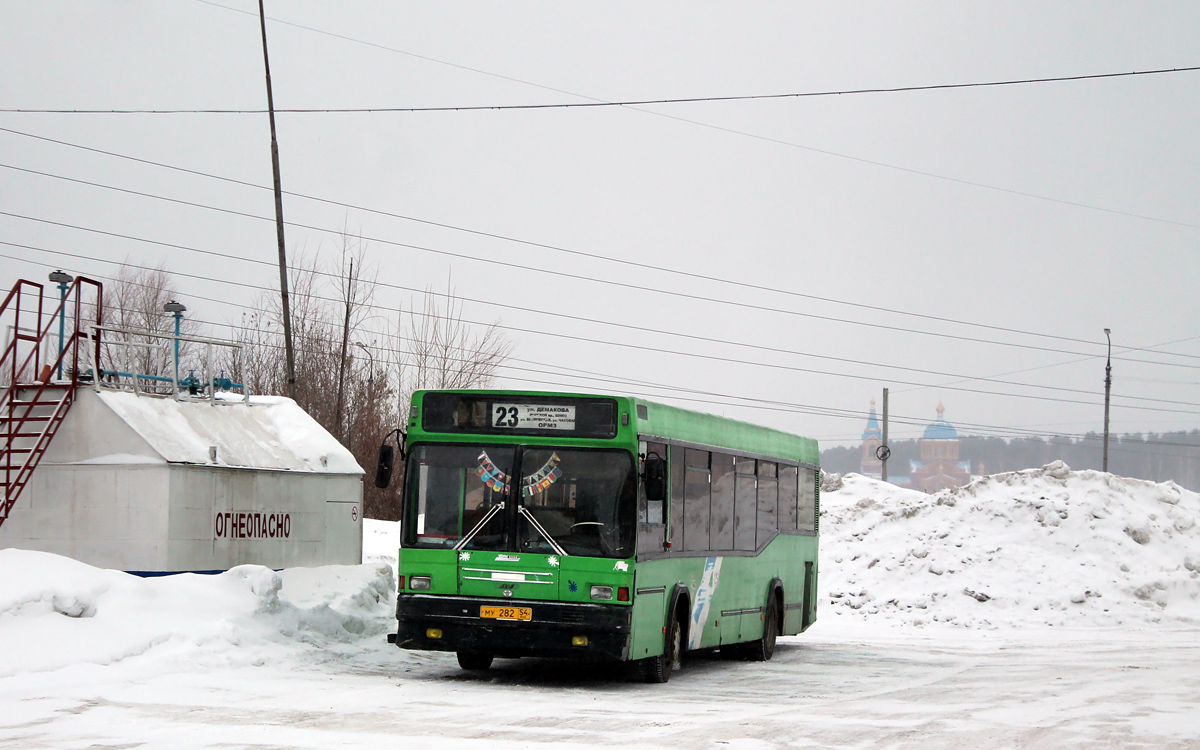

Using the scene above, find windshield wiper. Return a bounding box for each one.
[518,505,569,557]
[454,501,505,551]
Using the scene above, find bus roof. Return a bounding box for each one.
[632,397,819,465]
[411,389,819,466]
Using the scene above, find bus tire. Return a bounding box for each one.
[641,606,682,683]
[748,595,779,662]
[456,651,494,671]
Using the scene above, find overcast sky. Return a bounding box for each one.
[2,2,1199,451]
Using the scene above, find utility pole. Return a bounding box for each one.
[881,387,890,482]
[258,0,296,400]
[1103,328,1112,473]
[334,259,354,441]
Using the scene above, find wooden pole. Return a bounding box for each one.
[258,0,296,399]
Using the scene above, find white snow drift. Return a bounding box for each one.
[820,461,1200,628]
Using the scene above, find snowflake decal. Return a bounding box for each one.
[547,556,560,567]
[458,551,471,562]
[568,580,578,593]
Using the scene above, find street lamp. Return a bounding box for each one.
[164,300,186,391]
[48,270,74,379]
[354,342,374,384]
[1103,328,1112,473]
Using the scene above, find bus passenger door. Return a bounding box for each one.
[636,441,668,557]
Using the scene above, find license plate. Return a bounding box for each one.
[480,606,532,621]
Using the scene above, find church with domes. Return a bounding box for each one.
[908,401,971,493]
[858,400,972,493]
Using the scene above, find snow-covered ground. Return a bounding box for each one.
[1,463,1198,748]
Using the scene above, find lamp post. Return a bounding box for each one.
[48,270,74,379]
[1103,328,1112,473]
[164,301,186,391]
[353,342,375,453]
[354,342,374,386]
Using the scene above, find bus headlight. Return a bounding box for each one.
[410,576,432,591]
[590,585,613,601]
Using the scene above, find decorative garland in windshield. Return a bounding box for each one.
[523,452,563,497]
[475,451,511,494]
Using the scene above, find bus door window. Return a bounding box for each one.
[779,465,799,530]
[734,457,757,551]
[669,446,686,551]
[709,453,735,550]
[683,449,712,552]
[756,461,779,546]
[639,441,668,525]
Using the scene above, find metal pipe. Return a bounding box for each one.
[48,271,73,379]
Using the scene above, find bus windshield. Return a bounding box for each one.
[402,444,636,558]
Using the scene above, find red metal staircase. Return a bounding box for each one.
[0,277,103,530]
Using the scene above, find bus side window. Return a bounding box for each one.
[683,449,711,552]
[669,445,686,550]
[756,461,778,546]
[798,468,817,533]
[779,465,799,530]
[710,453,735,551]
[734,457,757,551]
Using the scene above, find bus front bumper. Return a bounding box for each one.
[396,593,632,661]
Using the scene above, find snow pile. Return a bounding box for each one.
[97,390,361,473]
[363,517,400,574]
[0,549,394,676]
[820,462,1200,629]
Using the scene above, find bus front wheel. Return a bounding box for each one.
[641,608,682,683]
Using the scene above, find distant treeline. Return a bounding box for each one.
[820,431,1200,491]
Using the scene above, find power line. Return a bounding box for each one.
[0,128,1129,354]
[7,207,1200,415]
[6,238,1200,418]
[5,175,1200,376]
[9,66,1200,114]
[5,129,1199,367]
[6,248,1197,460]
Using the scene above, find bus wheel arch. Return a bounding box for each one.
[749,579,782,662]
[668,583,691,659]
[769,577,784,638]
[642,584,689,683]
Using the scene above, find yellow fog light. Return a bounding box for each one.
[572,635,589,647]
[426,628,443,639]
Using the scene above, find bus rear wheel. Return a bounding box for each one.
[456,651,494,671]
[748,595,779,662]
[641,608,682,683]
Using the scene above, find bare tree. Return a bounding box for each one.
[396,280,514,419]
[99,263,199,390]
[222,242,514,521]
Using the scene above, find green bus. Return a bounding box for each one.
[381,389,819,682]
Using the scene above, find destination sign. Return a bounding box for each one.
[421,392,618,438]
[492,403,576,431]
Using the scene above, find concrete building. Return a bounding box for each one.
[0,387,364,573]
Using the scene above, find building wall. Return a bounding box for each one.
[1,464,172,571]
[2,388,364,572]
[167,465,361,571]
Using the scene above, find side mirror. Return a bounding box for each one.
[374,443,395,489]
[643,452,666,502]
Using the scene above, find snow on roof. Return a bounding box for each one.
[97,391,362,474]
[820,461,1200,629]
